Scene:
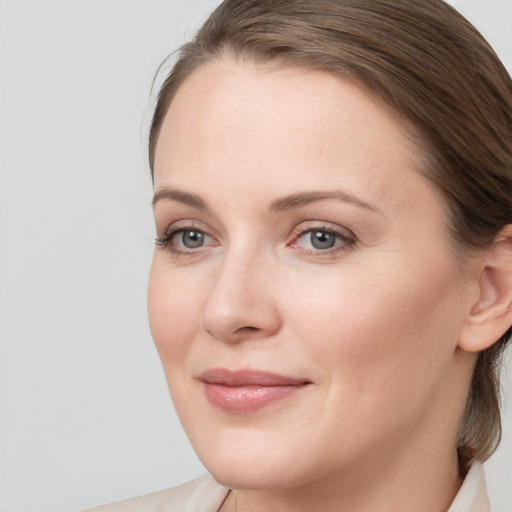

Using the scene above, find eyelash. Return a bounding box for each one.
[155,225,214,256]
[290,225,356,257]
[155,224,357,258]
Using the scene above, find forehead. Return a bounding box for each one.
[154,58,437,217]
[158,58,413,141]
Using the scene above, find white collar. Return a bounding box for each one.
[447,461,491,512]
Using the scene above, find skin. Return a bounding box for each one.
[148,59,484,512]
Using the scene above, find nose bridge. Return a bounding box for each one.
[200,240,281,342]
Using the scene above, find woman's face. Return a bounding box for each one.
[148,60,477,489]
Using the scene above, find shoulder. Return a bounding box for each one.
[82,474,229,512]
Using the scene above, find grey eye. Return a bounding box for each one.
[309,230,337,250]
[180,230,206,248]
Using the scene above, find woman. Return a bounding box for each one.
[86,0,512,510]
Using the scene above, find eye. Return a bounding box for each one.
[290,225,356,255]
[305,230,339,250]
[178,230,209,249]
[155,225,217,255]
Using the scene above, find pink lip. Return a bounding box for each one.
[198,368,311,414]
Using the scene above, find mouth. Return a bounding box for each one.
[197,368,312,414]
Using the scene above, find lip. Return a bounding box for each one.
[198,368,311,414]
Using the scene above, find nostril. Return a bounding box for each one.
[200,298,282,342]
[230,325,264,339]
[238,326,259,333]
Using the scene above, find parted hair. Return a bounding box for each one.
[149,0,512,474]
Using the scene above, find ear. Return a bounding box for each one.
[458,225,512,353]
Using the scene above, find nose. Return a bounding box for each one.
[199,251,282,343]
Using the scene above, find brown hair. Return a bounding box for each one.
[149,0,512,472]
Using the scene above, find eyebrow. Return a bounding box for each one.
[152,188,208,210]
[269,191,381,214]
[152,187,381,214]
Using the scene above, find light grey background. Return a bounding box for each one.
[0,1,511,511]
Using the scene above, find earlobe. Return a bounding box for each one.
[459,225,512,353]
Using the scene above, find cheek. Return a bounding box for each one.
[275,261,467,460]
[287,259,465,403]
[147,257,203,366]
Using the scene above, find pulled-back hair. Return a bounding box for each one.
[149,0,512,473]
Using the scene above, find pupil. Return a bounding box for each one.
[311,230,335,250]
[182,230,204,248]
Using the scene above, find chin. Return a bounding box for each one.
[188,426,330,491]
[205,457,307,491]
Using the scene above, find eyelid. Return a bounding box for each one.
[155,220,219,255]
[291,220,356,241]
[288,221,357,256]
[156,219,206,237]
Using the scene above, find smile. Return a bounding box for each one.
[198,368,311,414]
